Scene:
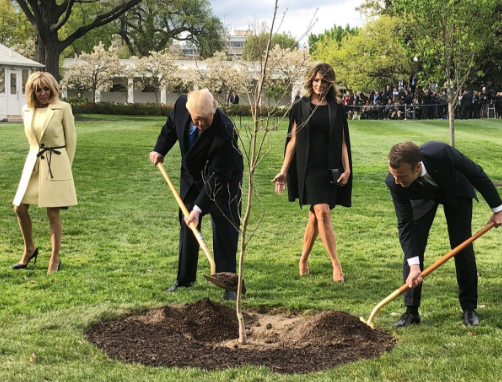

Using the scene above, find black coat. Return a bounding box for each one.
[386,141,502,262]
[286,96,353,208]
[153,95,243,212]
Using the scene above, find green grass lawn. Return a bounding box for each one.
[0,116,501,382]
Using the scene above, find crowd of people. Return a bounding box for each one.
[341,81,502,121]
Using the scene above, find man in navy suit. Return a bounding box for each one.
[150,89,243,301]
[386,141,502,327]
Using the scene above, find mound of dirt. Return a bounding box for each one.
[86,298,396,374]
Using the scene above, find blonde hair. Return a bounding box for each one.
[186,89,217,117]
[303,62,338,101]
[25,71,60,108]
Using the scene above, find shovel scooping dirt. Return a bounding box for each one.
[156,163,244,293]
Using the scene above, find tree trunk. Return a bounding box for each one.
[448,102,455,148]
[44,42,61,82]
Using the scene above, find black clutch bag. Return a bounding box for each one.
[329,168,342,185]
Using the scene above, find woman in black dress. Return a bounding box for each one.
[272,62,352,282]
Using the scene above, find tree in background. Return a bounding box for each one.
[135,50,180,103]
[390,0,498,147]
[242,31,297,61]
[312,15,410,92]
[0,0,33,47]
[470,3,502,90]
[308,24,358,58]
[116,0,225,58]
[15,0,141,81]
[186,51,248,105]
[62,43,122,103]
[60,1,117,59]
[12,37,36,60]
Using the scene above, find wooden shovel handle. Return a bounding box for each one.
[156,162,216,275]
[366,222,494,327]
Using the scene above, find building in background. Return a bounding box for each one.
[0,44,44,121]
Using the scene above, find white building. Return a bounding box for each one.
[0,44,44,121]
[226,30,252,58]
[62,57,296,107]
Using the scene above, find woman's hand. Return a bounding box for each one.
[337,170,351,186]
[272,172,287,194]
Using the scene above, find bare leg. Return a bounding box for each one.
[312,204,344,282]
[13,204,37,264]
[299,209,319,275]
[47,208,62,274]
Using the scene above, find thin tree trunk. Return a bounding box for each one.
[449,102,455,148]
[236,176,253,344]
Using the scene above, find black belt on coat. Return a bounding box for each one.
[37,145,65,179]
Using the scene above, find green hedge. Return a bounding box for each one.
[68,100,289,117]
[69,101,174,116]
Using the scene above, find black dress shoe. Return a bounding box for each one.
[393,312,420,328]
[463,309,479,326]
[13,248,39,270]
[165,280,192,292]
[222,290,237,301]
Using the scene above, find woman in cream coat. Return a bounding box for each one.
[12,71,77,274]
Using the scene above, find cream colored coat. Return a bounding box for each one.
[13,100,77,207]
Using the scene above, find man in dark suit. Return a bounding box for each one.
[150,89,243,301]
[229,90,239,105]
[386,142,502,328]
[460,90,472,119]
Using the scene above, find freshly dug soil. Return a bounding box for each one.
[86,298,396,374]
[204,272,246,293]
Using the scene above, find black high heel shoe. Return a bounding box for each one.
[12,248,39,270]
[47,259,62,274]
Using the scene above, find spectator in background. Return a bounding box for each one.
[347,100,359,120]
[460,90,472,120]
[480,86,489,118]
[410,74,418,96]
[294,90,301,103]
[471,90,479,119]
[229,90,239,105]
[495,92,502,119]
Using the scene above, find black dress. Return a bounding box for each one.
[304,103,333,205]
[285,97,353,210]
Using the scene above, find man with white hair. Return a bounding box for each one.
[150,89,243,301]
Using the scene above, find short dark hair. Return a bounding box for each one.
[388,142,422,169]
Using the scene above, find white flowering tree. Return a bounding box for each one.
[135,50,180,103]
[186,51,249,105]
[12,36,36,61]
[62,42,122,103]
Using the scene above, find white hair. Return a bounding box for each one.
[186,89,217,117]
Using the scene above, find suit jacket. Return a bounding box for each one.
[13,100,77,207]
[153,95,243,212]
[386,141,502,261]
[461,92,473,108]
[286,96,352,208]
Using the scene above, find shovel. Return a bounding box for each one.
[363,222,494,328]
[156,162,243,293]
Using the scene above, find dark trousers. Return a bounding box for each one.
[177,185,240,283]
[403,197,477,311]
[461,106,470,119]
